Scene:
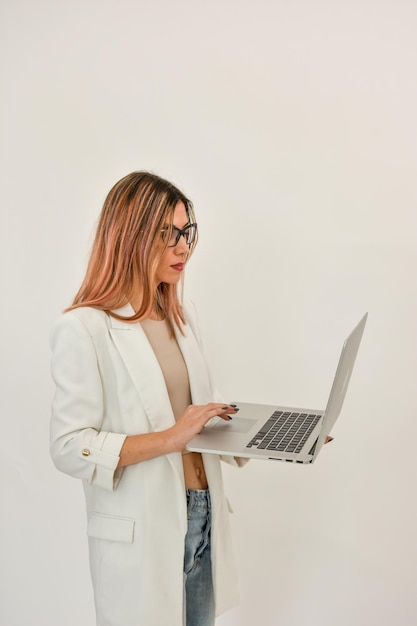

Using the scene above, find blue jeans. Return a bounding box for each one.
[184,489,215,626]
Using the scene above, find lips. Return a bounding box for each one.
[170,263,184,271]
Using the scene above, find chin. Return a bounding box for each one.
[159,275,182,285]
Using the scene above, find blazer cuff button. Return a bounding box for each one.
[82,448,91,457]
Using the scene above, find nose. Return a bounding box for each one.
[175,233,189,254]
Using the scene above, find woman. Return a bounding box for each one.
[50,171,246,626]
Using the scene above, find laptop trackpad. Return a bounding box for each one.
[212,418,257,434]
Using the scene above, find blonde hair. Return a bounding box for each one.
[67,171,197,335]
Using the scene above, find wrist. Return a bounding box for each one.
[164,424,184,454]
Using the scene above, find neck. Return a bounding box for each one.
[130,289,165,321]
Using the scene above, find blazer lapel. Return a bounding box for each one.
[175,322,212,406]
[109,304,212,416]
[108,305,176,432]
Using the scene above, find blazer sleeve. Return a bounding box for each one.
[183,300,249,469]
[50,313,127,491]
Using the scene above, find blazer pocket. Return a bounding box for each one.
[87,512,135,543]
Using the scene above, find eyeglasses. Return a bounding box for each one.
[161,223,198,248]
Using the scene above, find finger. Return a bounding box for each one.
[218,404,239,418]
[218,404,239,414]
[188,404,238,426]
[200,405,233,423]
[209,407,236,421]
[207,402,238,412]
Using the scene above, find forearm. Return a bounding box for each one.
[117,427,179,468]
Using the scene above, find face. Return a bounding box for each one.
[155,202,191,285]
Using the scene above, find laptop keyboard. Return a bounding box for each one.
[246,411,321,453]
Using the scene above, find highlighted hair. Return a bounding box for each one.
[67,171,197,335]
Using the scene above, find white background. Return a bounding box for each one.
[1,1,416,624]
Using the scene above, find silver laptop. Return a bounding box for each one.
[186,314,367,464]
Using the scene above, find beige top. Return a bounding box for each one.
[141,319,192,454]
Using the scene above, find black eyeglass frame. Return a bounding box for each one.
[162,223,198,248]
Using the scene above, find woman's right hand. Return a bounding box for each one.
[169,403,238,452]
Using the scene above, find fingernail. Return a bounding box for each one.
[227,416,233,420]
[222,406,228,410]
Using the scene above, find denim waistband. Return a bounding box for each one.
[185,488,211,511]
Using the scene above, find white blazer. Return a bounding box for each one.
[50,301,244,626]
